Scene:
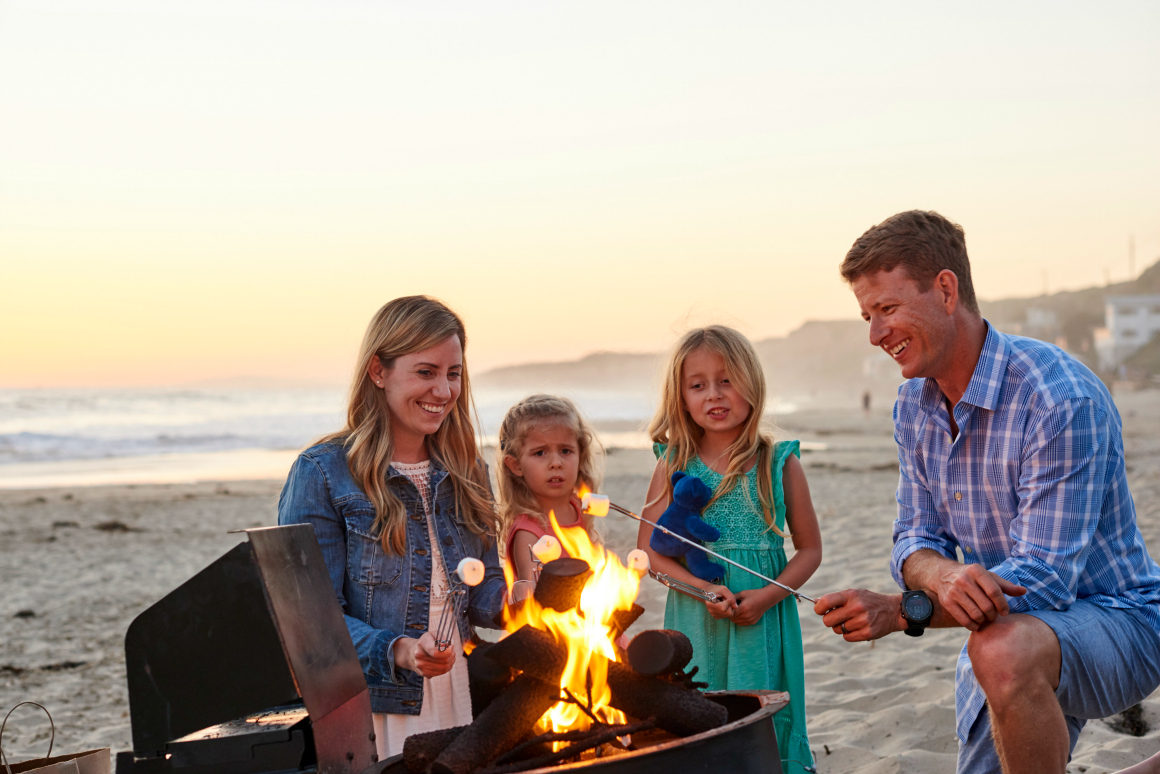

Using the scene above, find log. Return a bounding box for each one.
[625,629,693,676]
[402,726,465,773]
[607,661,727,737]
[533,557,591,611]
[609,603,645,638]
[489,625,727,738]
[430,674,560,774]
[485,625,566,686]
[467,642,514,716]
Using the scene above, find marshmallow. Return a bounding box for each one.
[581,492,610,517]
[456,557,486,587]
[531,535,562,563]
[626,549,649,574]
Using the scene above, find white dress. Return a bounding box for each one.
[373,459,473,759]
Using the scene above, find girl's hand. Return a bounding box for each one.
[732,586,780,626]
[395,632,455,677]
[705,584,737,619]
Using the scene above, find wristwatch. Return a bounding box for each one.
[900,590,933,637]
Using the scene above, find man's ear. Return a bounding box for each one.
[935,269,959,313]
[503,454,523,477]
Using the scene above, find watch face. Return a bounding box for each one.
[904,592,933,619]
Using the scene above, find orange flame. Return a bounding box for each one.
[502,503,642,740]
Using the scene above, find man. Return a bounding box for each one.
[814,210,1160,773]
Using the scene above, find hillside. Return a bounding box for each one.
[981,259,1160,359]
[476,258,1160,409]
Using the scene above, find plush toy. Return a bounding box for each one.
[649,471,724,583]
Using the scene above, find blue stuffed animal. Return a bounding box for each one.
[649,471,724,583]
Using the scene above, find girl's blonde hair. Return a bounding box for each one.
[647,325,788,536]
[495,394,602,540]
[322,295,496,554]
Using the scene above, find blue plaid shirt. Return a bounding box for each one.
[891,323,1160,742]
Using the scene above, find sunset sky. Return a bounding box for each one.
[3,1,1158,388]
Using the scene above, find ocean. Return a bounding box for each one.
[0,386,661,489]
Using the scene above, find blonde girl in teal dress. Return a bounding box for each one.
[637,326,822,774]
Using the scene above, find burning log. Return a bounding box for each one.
[625,629,692,676]
[480,719,657,774]
[486,625,566,686]
[467,642,514,716]
[429,673,560,774]
[609,603,644,639]
[606,661,727,737]
[488,625,727,739]
[532,557,592,611]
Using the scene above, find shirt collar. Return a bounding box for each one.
[916,320,1007,413]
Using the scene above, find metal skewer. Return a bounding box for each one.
[582,494,817,604]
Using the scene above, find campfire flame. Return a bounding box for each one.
[502,500,642,740]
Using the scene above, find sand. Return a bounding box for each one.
[2,393,1159,772]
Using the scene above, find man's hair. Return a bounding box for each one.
[840,210,979,314]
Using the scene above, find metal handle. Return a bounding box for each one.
[649,570,725,603]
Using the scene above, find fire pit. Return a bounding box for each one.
[390,510,791,774]
[112,522,792,774]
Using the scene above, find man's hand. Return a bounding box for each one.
[932,563,1026,631]
[813,589,904,641]
[394,632,456,677]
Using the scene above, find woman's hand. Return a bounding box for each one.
[394,632,456,677]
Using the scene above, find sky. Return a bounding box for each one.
[2,1,1158,388]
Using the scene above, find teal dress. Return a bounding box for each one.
[656,440,814,774]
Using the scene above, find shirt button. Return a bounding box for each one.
[413,585,428,592]
[415,548,428,556]
[443,536,453,546]
[954,492,962,501]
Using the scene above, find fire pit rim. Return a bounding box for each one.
[486,689,789,774]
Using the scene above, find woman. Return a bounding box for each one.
[278,295,505,759]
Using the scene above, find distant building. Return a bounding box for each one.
[1094,295,1160,371]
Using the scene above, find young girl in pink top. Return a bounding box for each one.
[496,394,602,601]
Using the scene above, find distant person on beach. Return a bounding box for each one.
[495,394,603,602]
[638,325,822,774]
[813,210,1160,774]
[278,296,506,760]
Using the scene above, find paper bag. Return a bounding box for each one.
[5,748,111,774]
[5,751,110,774]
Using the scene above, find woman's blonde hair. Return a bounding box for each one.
[322,296,496,554]
[495,394,602,541]
[647,325,787,536]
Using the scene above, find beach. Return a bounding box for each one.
[2,394,1159,772]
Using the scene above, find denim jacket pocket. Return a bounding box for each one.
[344,509,404,587]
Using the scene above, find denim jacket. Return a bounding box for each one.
[277,440,506,715]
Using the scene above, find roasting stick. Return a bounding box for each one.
[434,557,486,652]
[581,493,817,604]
